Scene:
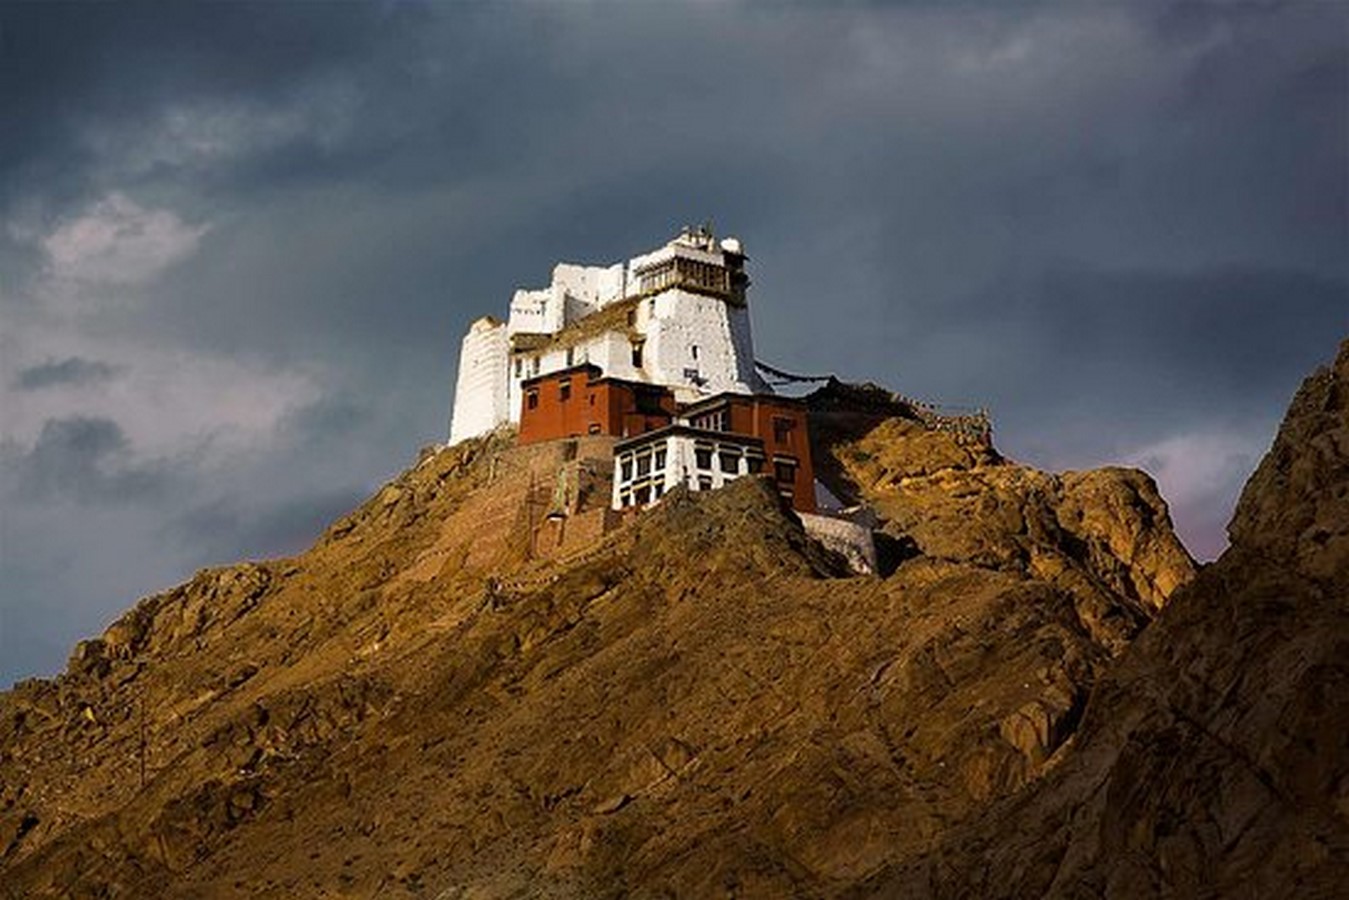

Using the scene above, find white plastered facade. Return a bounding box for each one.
[448,316,510,445]
[448,229,769,445]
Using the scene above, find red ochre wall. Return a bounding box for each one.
[518,369,675,445]
[723,397,816,513]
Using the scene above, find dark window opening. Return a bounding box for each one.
[636,455,652,477]
[774,460,797,484]
[635,485,651,505]
[620,459,633,481]
[695,448,713,470]
[746,456,765,474]
[654,449,667,470]
[631,341,644,368]
[773,416,795,445]
[697,476,713,491]
[719,452,740,474]
[634,386,666,415]
[526,390,539,410]
[559,380,571,401]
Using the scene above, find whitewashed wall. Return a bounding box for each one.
[450,233,769,445]
[644,289,761,400]
[448,317,509,445]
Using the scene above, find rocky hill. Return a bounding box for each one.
[3,344,1341,898]
[868,340,1349,898]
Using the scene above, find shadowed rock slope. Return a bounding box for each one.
[1,384,1201,897]
[869,340,1349,898]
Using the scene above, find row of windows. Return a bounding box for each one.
[684,410,796,446]
[691,409,727,432]
[525,377,592,410]
[616,446,799,509]
[619,444,788,479]
[636,259,731,295]
[691,445,764,475]
[618,447,668,482]
[618,481,666,508]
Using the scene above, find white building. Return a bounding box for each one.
[448,226,769,445]
[611,426,768,510]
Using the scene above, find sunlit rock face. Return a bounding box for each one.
[0,360,1235,897]
[872,340,1349,900]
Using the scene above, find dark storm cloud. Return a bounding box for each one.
[170,486,369,565]
[0,2,419,209]
[2,417,171,504]
[2,2,1346,685]
[926,264,1348,425]
[280,394,371,445]
[14,357,120,390]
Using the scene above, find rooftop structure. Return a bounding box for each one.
[448,226,768,445]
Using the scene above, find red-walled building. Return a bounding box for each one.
[517,366,815,514]
[517,364,677,444]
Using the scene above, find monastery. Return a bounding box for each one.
[448,226,823,517]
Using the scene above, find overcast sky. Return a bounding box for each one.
[1,2,1345,686]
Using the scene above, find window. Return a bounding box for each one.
[691,344,699,360]
[746,456,765,474]
[588,423,600,435]
[695,448,713,470]
[636,454,651,477]
[697,476,713,491]
[620,458,633,481]
[531,357,540,376]
[631,341,644,368]
[526,390,539,410]
[514,358,523,378]
[653,483,665,499]
[719,451,740,474]
[635,386,667,415]
[565,347,574,366]
[635,485,651,505]
[774,460,797,484]
[620,489,632,508]
[559,380,571,401]
[773,416,795,445]
[692,409,727,432]
[654,448,667,470]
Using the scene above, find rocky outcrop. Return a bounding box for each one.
[0,377,1208,897]
[830,416,1196,653]
[871,340,1349,898]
